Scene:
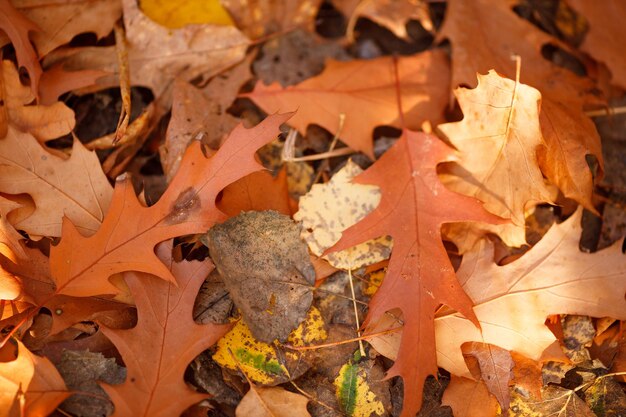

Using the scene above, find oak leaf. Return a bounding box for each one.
[49,0,249,105]
[236,386,311,417]
[568,0,626,89]
[326,130,505,417]
[218,168,292,216]
[0,339,69,416]
[246,50,449,158]
[441,375,499,417]
[0,60,74,141]
[0,0,41,97]
[100,243,230,417]
[0,126,112,238]
[437,70,555,228]
[437,0,603,212]
[462,342,513,411]
[50,113,291,298]
[434,208,626,379]
[0,0,121,59]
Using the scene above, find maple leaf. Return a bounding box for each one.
[0,339,69,416]
[567,0,626,89]
[246,50,449,158]
[0,60,74,141]
[326,130,505,417]
[0,126,112,238]
[100,243,230,417]
[437,70,555,227]
[50,113,291,298]
[0,0,41,97]
[434,207,626,379]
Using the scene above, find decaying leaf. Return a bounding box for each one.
[0,339,69,416]
[204,210,315,343]
[327,130,505,417]
[0,60,74,141]
[0,126,112,238]
[236,385,311,417]
[462,342,513,411]
[334,351,385,417]
[50,113,291,298]
[247,50,449,158]
[213,307,327,385]
[100,243,231,417]
[295,160,392,270]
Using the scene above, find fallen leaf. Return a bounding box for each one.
[568,0,626,89]
[434,208,626,379]
[326,130,505,417]
[218,169,292,217]
[0,339,69,416]
[0,126,112,238]
[295,160,392,270]
[462,342,513,411]
[0,0,121,59]
[510,352,543,400]
[236,386,311,417]
[47,0,249,106]
[334,351,386,417]
[246,50,449,158]
[0,0,41,97]
[38,63,108,106]
[336,0,433,40]
[441,375,499,417]
[0,60,74,141]
[50,113,291,298]
[222,0,322,38]
[100,242,231,417]
[204,211,315,343]
[437,70,555,228]
[510,385,595,416]
[140,0,233,28]
[213,307,326,385]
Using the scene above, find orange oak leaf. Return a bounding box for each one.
[100,243,230,417]
[434,207,626,379]
[326,130,505,417]
[50,113,291,298]
[0,339,69,416]
[568,0,626,89]
[246,50,449,158]
[462,342,513,411]
[0,126,112,238]
[39,63,108,106]
[0,60,74,141]
[0,0,41,97]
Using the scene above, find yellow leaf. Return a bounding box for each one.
[140,0,233,28]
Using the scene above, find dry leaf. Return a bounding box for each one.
[0,126,112,238]
[247,50,449,158]
[462,342,513,411]
[236,386,311,417]
[0,60,74,141]
[441,375,499,417]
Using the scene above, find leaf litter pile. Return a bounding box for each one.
[0,1,625,416]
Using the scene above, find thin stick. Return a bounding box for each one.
[348,265,366,357]
[287,147,355,162]
[585,105,626,117]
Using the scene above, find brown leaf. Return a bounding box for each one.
[0,0,41,97]
[246,50,449,158]
[0,60,74,141]
[0,126,112,238]
[235,386,311,417]
[327,130,505,417]
[441,375,499,417]
[101,243,231,417]
[0,339,69,416]
[568,0,626,89]
[50,113,291,298]
[39,63,108,106]
[462,342,514,411]
[0,0,121,59]
[511,352,543,400]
